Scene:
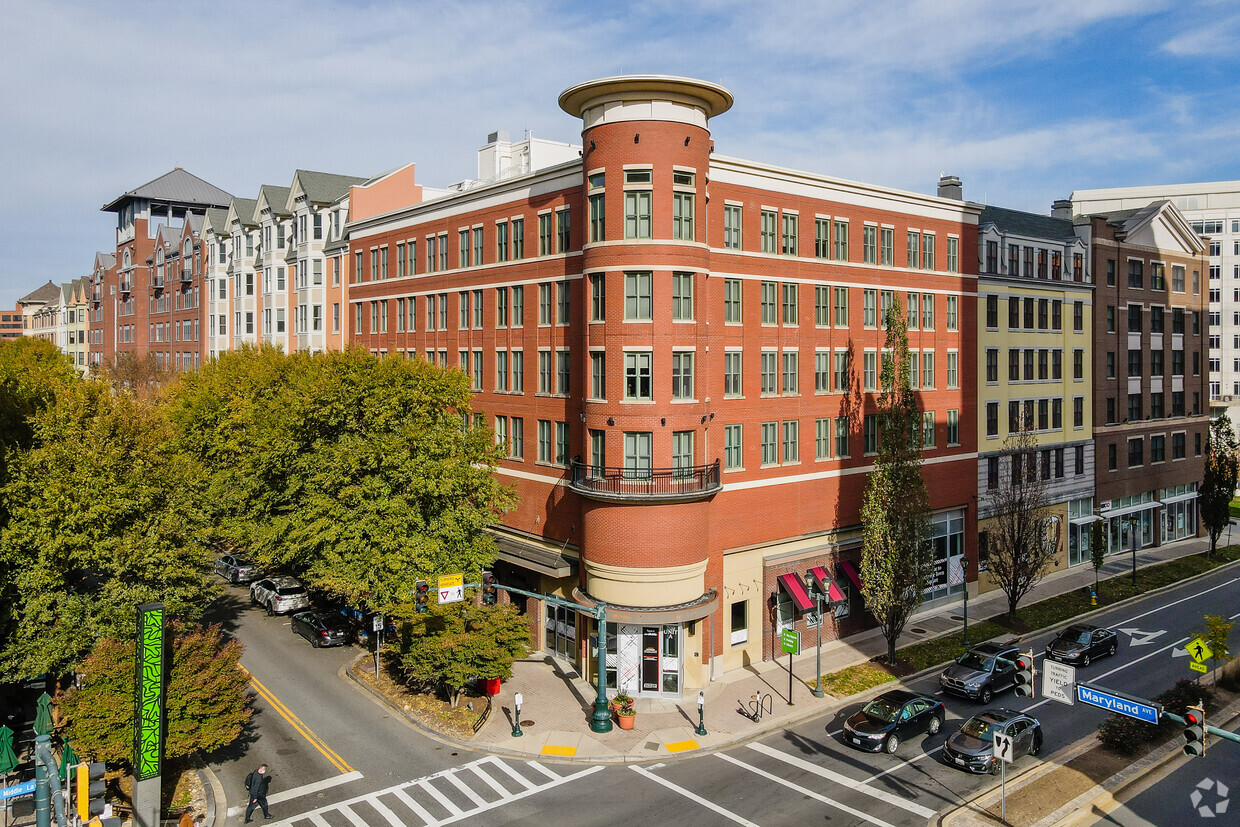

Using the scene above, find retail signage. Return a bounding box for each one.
[133,602,166,782]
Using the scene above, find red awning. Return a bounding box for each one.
[809,566,846,603]
[839,559,864,594]
[776,572,814,612]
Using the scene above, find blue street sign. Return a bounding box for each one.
[1076,683,1161,724]
[1,780,36,801]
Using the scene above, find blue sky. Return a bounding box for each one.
[2,0,1239,308]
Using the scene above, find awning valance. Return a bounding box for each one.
[839,559,864,594]
[809,566,846,603]
[777,573,814,613]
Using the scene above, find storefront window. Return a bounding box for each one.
[925,509,966,601]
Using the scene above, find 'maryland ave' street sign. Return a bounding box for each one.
[1077,683,1161,724]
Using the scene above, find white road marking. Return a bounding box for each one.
[527,760,559,781]
[716,753,897,827]
[306,813,330,827]
[468,761,511,797]
[368,795,407,827]
[630,765,760,826]
[338,804,368,827]
[747,742,938,818]
[1117,627,1166,646]
[441,771,487,807]
[483,754,538,790]
[392,788,436,824]
[420,778,464,816]
[226,770,364,817]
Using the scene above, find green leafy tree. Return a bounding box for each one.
[986,426,1055,622]
[56,622,251,764]
[1194,614,1234,680]
[0,337,78,494]
[0,382,214,679]
[860,299,932,665]
[1200,415,1240,556]
[397,601,531,707]
[1090,518,1106,595]
[163,347,514,612]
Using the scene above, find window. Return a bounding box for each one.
[672,352,694,399]
[590,351,605,399]
[537,420,552,463]
[1173,432,1186,459]
[947,409,959,445]
[986,240,999,273]
[724,424,743,469]
[947,295,957,330]
[907,231,920,269]
[1151,435,1165,463]
[863,225,877,264]
[724,205,742,250]
[1008,244,1020,276]
[625,272,652,320]
[947,351,958,388]
[624,172,652,239]
[922,411,935,448]
[761,422,778,465]
[556,209,570,252]
[814,218,830,258]
[672,430,695,477]
[880,227,894,266]
[761,282,777,324]
[815,285,831,326]
[511,351,524,392]
[782,420,799,463]
[537,213,553,256]
[1128,259,1143,288]
[923,233,935,270]
[760,210,777,253]
[864,414,879,454]
[922,352,934,387]
[724,278,742,323]
[672,273,694,320]
[835,416,850,457]
[761,351,778,394]
[557,281,570,324]
[782,283,798,325]
[833,351,849,391]
[1051,300,1062,330]
[833,220,849,260]
[1151,262,1165,290]
[907,292,919,329]
[782,351,798,394]
[815,418,832,459]
[589,274,605,321]
[622,431,653,479]
[624,352,652,400]
[1172,264,1185,292]
[863,289,877,327]
[538,283,552,325]
[986,295,999,328]
[781,213,797,255]
[834,286,849,327]
[922,294,934,329]
[986,349,999,383]
[724,351,742,396]
[1128,438,1143,468]
[986,402,999,437]
[1150,305,1163,333]
[511,285,524,326]
[947,236,959,273]
[1128,304,1142,333]
[556,350,570,395]
[863,351,877,391]
[508,417,523,459]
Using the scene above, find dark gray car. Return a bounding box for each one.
[1045,624,1118,667]
[214,554,262,584]
[939,642,1021,704]
[943,708,1042,774]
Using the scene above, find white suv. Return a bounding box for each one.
[250,576,310,615]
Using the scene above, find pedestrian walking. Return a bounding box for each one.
[244,763,272,822]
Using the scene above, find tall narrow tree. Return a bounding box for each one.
[860,299,932,665]
[1200,415,1240,557]
[985,425,1055,622]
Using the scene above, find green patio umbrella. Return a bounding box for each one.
[0,725,18,775]
[59,738,79,781]
[33,693,53,737]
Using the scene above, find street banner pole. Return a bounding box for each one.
[132,603,166,827]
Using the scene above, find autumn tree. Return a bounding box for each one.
[0,337,78,495]
[860,299,932,665]
[0,382,214,680]
[1200,415,1240,556]
[985,425,1056,622]
[397,601,531,707]
[57,622,250,764]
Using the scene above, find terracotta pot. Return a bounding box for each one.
[616,713,636,730]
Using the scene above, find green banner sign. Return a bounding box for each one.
[133,603,166,782]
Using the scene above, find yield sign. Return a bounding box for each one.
[437,572,464,604]
[1118,627,1166,647]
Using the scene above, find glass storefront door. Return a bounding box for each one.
[545,603,576,662]
[593,621,682,697]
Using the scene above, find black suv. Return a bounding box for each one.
[939,642,1021,704]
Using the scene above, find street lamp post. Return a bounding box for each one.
[695,691,708,736]
[1130,516,1140,591]
[807,571,825,699]
[511,693,523,738]
[961,557,970,648]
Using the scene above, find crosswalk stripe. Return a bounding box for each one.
[483,756,538,790]
[716,754,898,827]
[393,787,438,825]
[747,742,938,818]
[630,765,759,826]
[527,761,560,781]
[468,763,512,797]
[337,804,370,827]
[419,778,464,816]
[442,771,488,807]
[368,795,408,827]
[307,814,331,827]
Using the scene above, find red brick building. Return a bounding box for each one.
[347,76,981,696]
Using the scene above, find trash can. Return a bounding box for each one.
[482,677,501,696]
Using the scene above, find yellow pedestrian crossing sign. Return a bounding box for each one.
[1187,637,1213,664]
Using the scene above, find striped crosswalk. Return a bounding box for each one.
[267,756,603,827]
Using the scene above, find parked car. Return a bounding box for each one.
[290,610,353,648]
[1045,624,1118,667]
[842,689,946,754]
[214,554,262,584]
[943,708,1042,774]
[250,577,311,615]
[325,602,395,645]
[939,642,1022,704]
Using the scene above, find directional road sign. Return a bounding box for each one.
[1187,637,1214,663]
[437,573,464,604]
[1042,660,1076,706]
[780,629,800,655]
[993,731,1015,763]
[1077,683,1162,724]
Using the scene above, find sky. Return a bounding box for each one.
[3,0,1239,308]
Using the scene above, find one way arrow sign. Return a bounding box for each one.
[1118,628,1166,647]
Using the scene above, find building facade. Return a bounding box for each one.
[346,76,981,696]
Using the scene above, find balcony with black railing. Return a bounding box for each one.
[568,459,721,503]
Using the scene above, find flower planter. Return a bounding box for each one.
[616,712,636,730]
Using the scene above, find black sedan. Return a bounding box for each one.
[1045,624,1118,667]
[943,708,1042,774]
[290,610,353,648]
[214,554,262,584]
[841,689,946,754]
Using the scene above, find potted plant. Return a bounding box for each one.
[612,692,636,729]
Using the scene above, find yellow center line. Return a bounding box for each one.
[248,674,354,774]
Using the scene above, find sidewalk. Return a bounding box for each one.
[461,535,1221,762]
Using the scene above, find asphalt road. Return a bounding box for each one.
[213,561,1240,827]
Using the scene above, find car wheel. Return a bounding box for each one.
[979,687,993,705]
[928,715,943,735]
[885,734,900,755]
[1031,734,1043,756]
[990,758,1000,775]
[311,637,319,648]
[266,601,275,616]
[1108,643,1117,657]
[1081,654,1091,668]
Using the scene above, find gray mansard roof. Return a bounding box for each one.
[101,168,233,213]
[978,206,1076,241]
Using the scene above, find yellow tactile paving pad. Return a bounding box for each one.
[664,740,700,753]
[541,744,577,757]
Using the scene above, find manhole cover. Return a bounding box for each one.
[910,628,927,634]
[521,720,535,727]
[949,615,965,621]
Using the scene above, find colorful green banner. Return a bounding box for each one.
[133,603,166,782]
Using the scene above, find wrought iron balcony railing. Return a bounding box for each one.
[568,459,721,502]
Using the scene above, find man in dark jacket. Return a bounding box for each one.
[244,764,272,822]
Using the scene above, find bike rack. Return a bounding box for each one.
[737,692,774,722]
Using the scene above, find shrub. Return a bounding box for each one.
[1154,679,1214,717]
[1096,713,1161,754]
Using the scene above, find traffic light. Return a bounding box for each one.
[481,570,497,605]
[76,761,106,821]
[415,580,429,613]
[1013,651,1036,698]
[1183,704,1206,756]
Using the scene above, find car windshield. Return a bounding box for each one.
[957,652,994,671]
[862,698,902,722]
[1058,629,1091,645]
[276,586,305,597]
[960,717,1001,741]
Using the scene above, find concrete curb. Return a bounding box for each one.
[192,753,224,827]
